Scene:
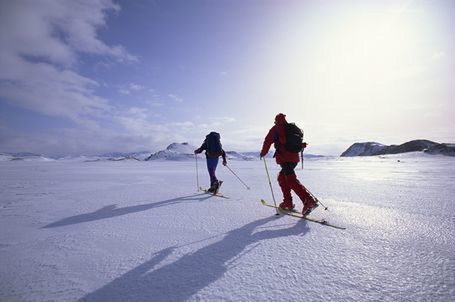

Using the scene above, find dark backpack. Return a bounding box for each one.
[284,123,303,153]
[205,132,222,155]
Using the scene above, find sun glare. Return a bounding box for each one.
[321,8,422,100]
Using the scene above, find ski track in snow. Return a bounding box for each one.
[0,155,454,302]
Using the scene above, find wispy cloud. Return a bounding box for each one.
[119,89,131,95]
[129,83,144,91]
[199,117,237,127]
[118,83,145,95]
[168,94,183,103]
[209,117,236,123]
[0,0,137,124]
[0,57,111,123]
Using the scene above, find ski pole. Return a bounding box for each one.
[262,157,279,215]
[195,154,200,191]
[225,164,250,190]
[306,188,329,211]
[300,150,304,170]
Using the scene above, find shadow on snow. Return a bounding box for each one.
[42,193,214,228]
[79,216,309,302]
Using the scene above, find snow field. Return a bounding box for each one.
[0,155,454,301]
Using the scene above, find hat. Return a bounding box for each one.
[275,113,287,124]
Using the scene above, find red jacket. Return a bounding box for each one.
[260,122,301,164]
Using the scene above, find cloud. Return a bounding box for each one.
[149,102,164,107]
[0,1,136,66]
[0,0,136,123]
[198,117,237,127]
[118,83,145,95]
[208,117,236,123]
[168,94,183,103]
[115,107,196,147]
[0,106,198,156]
[129,83,144,91]
[118,89,131,95]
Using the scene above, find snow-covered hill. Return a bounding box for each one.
[1,144,326,163]
[0,152,54,162]
[100,152,152,161]
[340,139,452,157]
[424,143,455,157]
[145,142,198,161]
[145,143,259,161]
[225,151,255,161]
[340,142,387,156]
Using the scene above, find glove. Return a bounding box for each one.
[302,142,307,149]
[222,160,227,166]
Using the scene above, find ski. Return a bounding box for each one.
[199,188,229,199]
[260,199,345,230]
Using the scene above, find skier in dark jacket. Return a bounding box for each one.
[195,132,227,193]
[260,113,318,215]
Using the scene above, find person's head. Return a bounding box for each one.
[274,113,287,125]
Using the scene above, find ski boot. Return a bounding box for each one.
[302,199,318,216]
[207,181,217,193]
[279,200,295,211]
[213,180,223,195]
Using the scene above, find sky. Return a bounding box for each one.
[0,0,454,156]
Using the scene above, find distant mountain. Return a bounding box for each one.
[380,140,438,155]
[238,151,270,159]
[340,142,387,157]
[424,143,455,157]
[100,151,151,161]
[239,151,324,159]
[0,145,333,162]
[145,142,197,161]
[341,139,444,157]
[225,151,255,161]
[145,143,302,161]
[0,152,53,161]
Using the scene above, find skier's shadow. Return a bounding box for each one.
[42,193,214,228]
[79,216,309,302]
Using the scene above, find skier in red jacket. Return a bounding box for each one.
[260,113,318,216]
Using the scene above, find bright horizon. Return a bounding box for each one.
[1,0,454,156]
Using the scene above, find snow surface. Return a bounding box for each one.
[0,154,454,301]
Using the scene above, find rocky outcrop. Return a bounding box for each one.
[340,142,387,157]
[341,140,441,157]
[424,143,455,157]
[378,140,438,155]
